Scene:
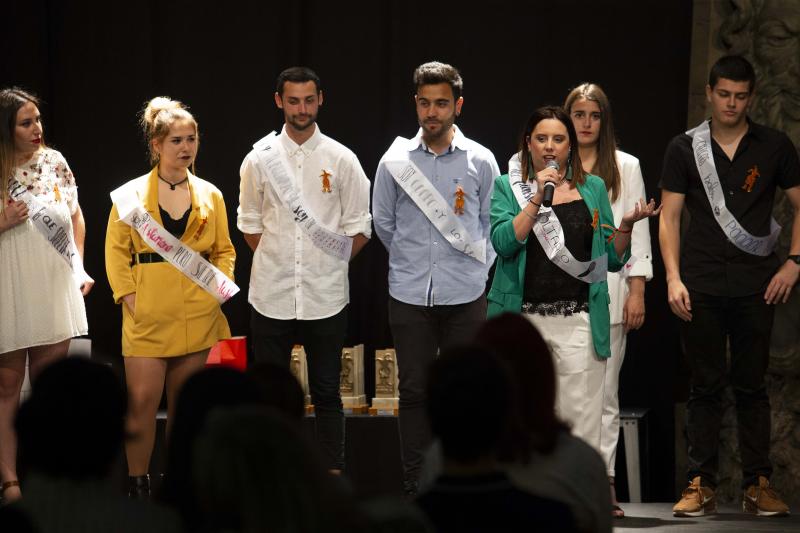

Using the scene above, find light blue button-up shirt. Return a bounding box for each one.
[373,126,499,306]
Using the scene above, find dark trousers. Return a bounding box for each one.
[681,291,773,489]
[250,306,347,471]
[388,295,487,491]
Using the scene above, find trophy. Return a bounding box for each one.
[340,344,368,414]
[290,345,313,414]
[370,348,399,416]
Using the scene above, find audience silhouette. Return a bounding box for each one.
[1,358,179,532]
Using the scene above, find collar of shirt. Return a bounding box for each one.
[406,125,469,154]
[279,123,323,157]
[707,117,769,158]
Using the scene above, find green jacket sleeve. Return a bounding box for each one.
[490,174,527,258]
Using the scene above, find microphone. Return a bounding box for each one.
[541,160,560,208]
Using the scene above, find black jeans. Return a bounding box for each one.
[388,295,487,492]
[681,291,773,489]
[250,306,347,471]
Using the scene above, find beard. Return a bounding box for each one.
[287,113,317,131]
[420,114,455,141]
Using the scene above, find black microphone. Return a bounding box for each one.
[541,160,560,208]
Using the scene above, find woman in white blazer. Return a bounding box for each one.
[565,83,654,518]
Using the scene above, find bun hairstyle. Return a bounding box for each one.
[140,96,197,166]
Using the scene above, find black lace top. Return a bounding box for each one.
[523,199,592,316]
[159,205,191,238]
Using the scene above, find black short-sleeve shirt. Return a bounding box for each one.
[659,119,800,297]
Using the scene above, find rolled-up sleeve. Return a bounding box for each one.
[237,154,265,234]
[624,160,653,280]
[339,152,372,237]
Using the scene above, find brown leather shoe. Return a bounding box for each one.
[673,476,716,517]
[743,476,790,517]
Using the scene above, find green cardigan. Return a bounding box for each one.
[487,173,630,358]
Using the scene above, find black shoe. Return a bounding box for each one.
[128,474,151,499]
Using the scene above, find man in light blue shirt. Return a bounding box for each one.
[372,61,499,496]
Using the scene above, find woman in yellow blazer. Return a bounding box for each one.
[105,96,235,498]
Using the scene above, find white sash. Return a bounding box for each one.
[507,154,607,283]
[110,183,239,304]
[9,179,89,288]
[383,137,486,264]
[687,121,780,256]
[251,132,353,262]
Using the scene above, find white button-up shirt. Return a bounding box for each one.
[238,124,372,320]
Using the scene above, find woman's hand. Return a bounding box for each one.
[122,293,136,315]
[80,275,95,296]
[621,198,661,228]
[533,164,562,194]
[0,200,29,231]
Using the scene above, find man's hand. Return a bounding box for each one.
[244,233,262,253]
[764,261,800,304]
[667,278,692,321]
[623,292,645,331]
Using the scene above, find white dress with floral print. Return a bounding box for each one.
[0,149,88,353]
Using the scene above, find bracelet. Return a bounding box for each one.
[521,208,536,221]
[529,198,541,207]
[616,226,632,234]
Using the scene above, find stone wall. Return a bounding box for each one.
[683,0,800,505]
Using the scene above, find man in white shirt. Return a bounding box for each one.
[237,67,371,472]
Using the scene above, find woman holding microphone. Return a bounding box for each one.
[488,105,658,475]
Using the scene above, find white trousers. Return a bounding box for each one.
[524,311,606,452]
[601,323,626,477]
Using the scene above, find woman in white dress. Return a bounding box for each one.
[564,83,654,518]
[0,88,93,502]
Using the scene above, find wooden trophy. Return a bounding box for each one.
[369,348,399,416]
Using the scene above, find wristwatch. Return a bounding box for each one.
[788,255,800,264]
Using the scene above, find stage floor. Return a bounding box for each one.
[613,503,799,532]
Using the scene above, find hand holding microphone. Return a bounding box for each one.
[540,160,560,208]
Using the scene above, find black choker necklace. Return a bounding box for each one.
[158,173,189,190]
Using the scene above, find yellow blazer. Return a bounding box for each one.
[105,168,235,357]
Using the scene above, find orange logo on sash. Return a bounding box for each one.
[454,185,466,215]
[742,165,759,192]
[53,183,61,202]
[321,170,332,193]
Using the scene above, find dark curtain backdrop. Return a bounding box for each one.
[3,0,692,500]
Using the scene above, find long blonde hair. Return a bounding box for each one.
[140,96,198,172]
[0,88,44,205]
[564,83,621,202]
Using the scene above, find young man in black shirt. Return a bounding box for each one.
[660,55,800,517]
